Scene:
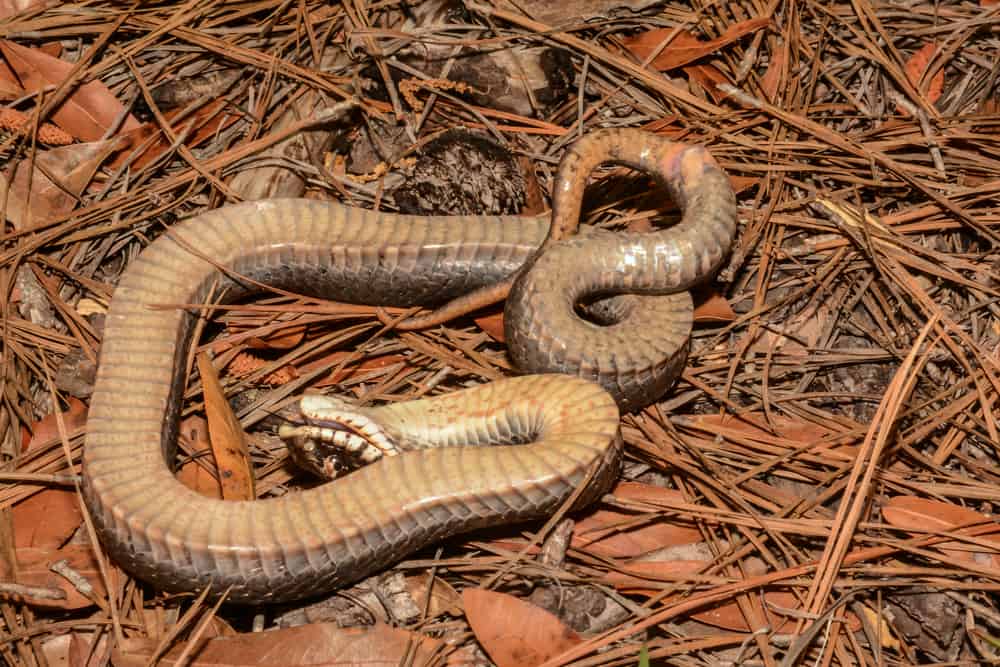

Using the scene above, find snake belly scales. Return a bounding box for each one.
[83,129,737,603]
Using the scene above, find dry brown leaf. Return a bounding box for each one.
[693,288,736,322]
[0,55,22,100]
[2,138,125,229]
[898,43,944,114]
[474,308,506,342]
[606,562,860,632]
[684,63,731,103]
[463,588,581,667]
[404,572,462,618]
[5,544,104,609]
[573,482,703,557]
[491,0,662,25]
[14,489,81,550]
[0,39,141,141]
[245,323,307,350]
[623,18,770,72]
[303,351,409,387]
[112,622,443,667]
[40,631,108,667]
[176,415,224,499]
[696,591,804,633]
[695,591,861,633]
[678,413,855,460]
[762,41,789,102]
[110,99,242,171]
[21,396,87,451]
[882,496,1000,569]
[0,0,49,19]
[603,559,707,591]
[197,353,254,501]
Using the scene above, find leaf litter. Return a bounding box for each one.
[2,1,1000,665]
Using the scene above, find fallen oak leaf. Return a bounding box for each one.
[463,588,581,667]
[111,622,443,667]
[0,0,51,19]
[1,137,127,229]
[0,39,141,141]
[572,482,703,558]
[623,18,770,72]
[13,488,82,550]
[882,496,1000,569]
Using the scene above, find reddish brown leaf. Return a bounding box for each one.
[14,489,81,549]
[299,351,408,388]
[0,0,48,19]
[695,591,802,632]
[404,573,462,618]
[110,99,242,171]
[898,43,944,114]
[175,416,223,499]
[474,308,506,342]
[0,54,21,100]
[197,353,254,501]
[882,496,1000,569]
[40,630,108,667]
[112,622,443,667]
[623,18,770,72]
[7,544,104,609]
[0,39,140,141]
[678,413,856,460]
[21,397,88,451]
[463,588,581,667]
[684,63,731,103]
[244,323,307,350]
[603,559,707,592]
[2,138,125,229]
[606,563,861,632]
[762,41,789,102]
[693,288,736,323]
[573,482,703,558]
[730,175,759,194]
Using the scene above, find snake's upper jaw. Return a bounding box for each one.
[278,394,399,480]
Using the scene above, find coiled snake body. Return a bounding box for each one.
[83,129,736,603]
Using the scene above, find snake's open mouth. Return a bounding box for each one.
[279,395,398,480]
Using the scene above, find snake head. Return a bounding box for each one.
[278,394,398,480]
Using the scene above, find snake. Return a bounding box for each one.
[82,129,737,603]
